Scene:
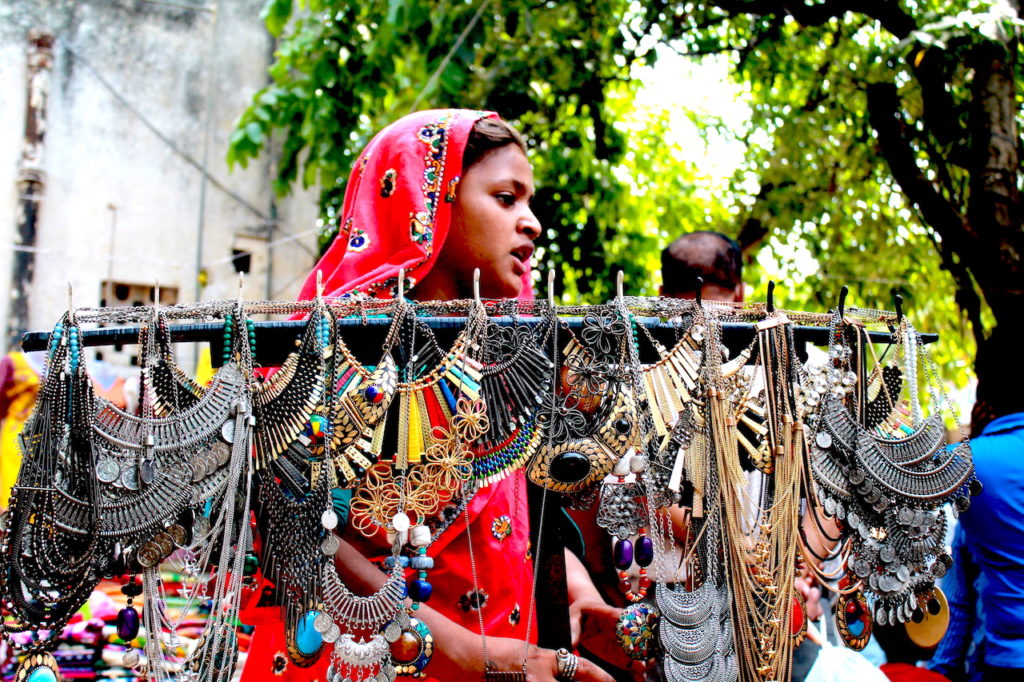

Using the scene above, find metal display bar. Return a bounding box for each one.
[21,317,936,366]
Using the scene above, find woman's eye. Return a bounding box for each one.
[496,193,515,207]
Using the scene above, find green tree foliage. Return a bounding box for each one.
[230,0,1024,394]
[229,0,724,304]
[671,0,1024,390]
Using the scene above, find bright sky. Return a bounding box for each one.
[633,44,821,283]
[632,44,751,195]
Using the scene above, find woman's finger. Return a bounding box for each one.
[574,656,617,682]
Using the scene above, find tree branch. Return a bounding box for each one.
[927,232,986,351]
[712,0,916,39]
[910,46,968,149]
[867,81,989,345]
[866,82,972,253]
[964,38,1024,318]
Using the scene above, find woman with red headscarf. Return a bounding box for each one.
[241,110,620,682]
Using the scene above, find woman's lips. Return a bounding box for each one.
[511,253,529,276]
[510,245,534,276]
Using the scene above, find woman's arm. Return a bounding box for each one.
[333,538,614,681]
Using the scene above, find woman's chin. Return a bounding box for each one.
[481,277,521,300]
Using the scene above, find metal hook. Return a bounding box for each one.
[766,280,775,314]
[894,293,904,326]
[67,282,75,324]
[315,270,324,300]
[236,272,245,307]
[397,269,405,304]
[153,279,160,315]
[616,269,624,303]
[838,285,849,319]
[547,269,556,306]
[473,268,481,305]
[695,276,703,307]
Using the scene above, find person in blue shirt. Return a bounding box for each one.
[930,327,1024,681]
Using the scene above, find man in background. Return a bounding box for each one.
[930,324,1024,681]
[660,230,744,301]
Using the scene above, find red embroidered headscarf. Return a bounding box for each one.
[298,109,534,301]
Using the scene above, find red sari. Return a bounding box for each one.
[241,109,536,681]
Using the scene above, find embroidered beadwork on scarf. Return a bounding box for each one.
[272,652,288,675]
[445,177,460,203]
[414,113,452,250]
[509,603,521,626]
[459,589,489,612]
[340,217,354,238]
[410,211,431,245]
[380,169,397,198]
[491,514,512,542]
[348,229,370,252]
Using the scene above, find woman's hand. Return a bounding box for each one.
[485,636,616,682]
[564,549,646,680]
[569,598,647,680]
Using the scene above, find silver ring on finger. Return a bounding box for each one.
[555,648,579,681]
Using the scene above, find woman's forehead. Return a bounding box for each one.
[467,145,533,186]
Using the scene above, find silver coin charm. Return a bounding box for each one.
[321,534,341,555]
[314,612,333,633]
[121,466,140,491]
[211,441,231,467]
[815,431,833,449]
[96,457,120,483]
[123,648,140,667]
[193,516,211,540]
[322,509,339,531]
[391,512,411,532]
[202,451,219,476]
[384,620,402,642]
[221,420,235,444]
[191,457,207,483]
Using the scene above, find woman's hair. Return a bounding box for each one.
[463,117,526,171]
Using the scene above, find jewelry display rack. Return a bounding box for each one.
[17,310,937,653]
[21,316,936,363]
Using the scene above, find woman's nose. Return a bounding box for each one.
[519,209,541,240]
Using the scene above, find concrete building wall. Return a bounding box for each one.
[0,0,322,369]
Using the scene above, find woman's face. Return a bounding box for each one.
[425,144,541,299]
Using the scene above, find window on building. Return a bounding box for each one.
[232,249,252,274]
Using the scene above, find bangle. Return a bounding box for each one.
[484,661,526,681]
